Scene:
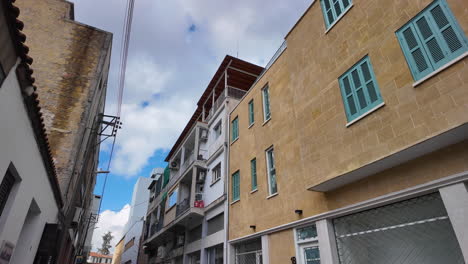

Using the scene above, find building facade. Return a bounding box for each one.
[228,0,468,263]
[0,1,64,263]
[112,237,125,264]
[88,252,113,264]
[143,56,263,264]
[120,177,152,264]
[15,0,113,262]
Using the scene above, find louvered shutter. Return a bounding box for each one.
[251,159,257,190]
[0,171,15,218]
[232,172,240,201]
[397,24,433,81]
[248,101,254,125]
[428,3,467,60]
[263,87,271,120]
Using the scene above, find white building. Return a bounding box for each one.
[0,1,63,263]
[120,176,152,264]
[142,56,263,264]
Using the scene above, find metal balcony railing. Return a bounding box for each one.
[176,198,190,217]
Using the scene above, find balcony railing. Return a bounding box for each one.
[227,86,246,99]
[206,86,247,121]
[150,220,164,237]
[176,198,190,217]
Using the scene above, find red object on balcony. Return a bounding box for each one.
[194,200,204,208]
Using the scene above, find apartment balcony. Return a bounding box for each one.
[205,86,247,122]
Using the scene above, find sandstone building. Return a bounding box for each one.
[228,0,468,263]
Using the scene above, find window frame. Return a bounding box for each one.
[212,162,222,184]
[395,0,468,81]
[231,170,240,202]
[262,85,271,122]
[168,187,179,208]
[338,55,384,124]
[213,120,222,139]
[319,0,353,30]
[231,116,239,142]
[250,158,257,191]
[294,224,321,264]
[265,146,277,196]
[248,99,255,127]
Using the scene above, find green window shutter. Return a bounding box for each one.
[248,100,254,125]
[251,159,257,190]
[263,87,271,120]
[320,0,352,29]
[232,171,240,201]
[338,56,383,122]
[231,117,239,142]
[396,0,468,81]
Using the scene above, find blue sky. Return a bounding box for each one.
[73,0,311,249]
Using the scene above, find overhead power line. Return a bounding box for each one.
[97,0,136,217]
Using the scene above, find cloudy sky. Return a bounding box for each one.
[73,0,311,251]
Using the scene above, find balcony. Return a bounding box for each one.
[176,198,190,217]
[205,86,247,122]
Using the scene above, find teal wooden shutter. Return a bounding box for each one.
[397,24,433,81]
[231,117,238,141]
[251,159,257,190]
[396,0,468,81]
[232,171,240,201]
[320,0,352,28]
[339,56,383,122]
[263,87,271,120]
[248,100,254,125]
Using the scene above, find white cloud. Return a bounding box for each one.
[91,204,131,253]
[75,0,311,178]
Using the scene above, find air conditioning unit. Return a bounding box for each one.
[158,246,167,258]
[169,161,179,170]
[177,235,185,246]
[200,129,208,141]
[197,170,206,183]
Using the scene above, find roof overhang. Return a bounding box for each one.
[308,123,468,192]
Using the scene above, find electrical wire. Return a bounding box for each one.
[96,0,135,216]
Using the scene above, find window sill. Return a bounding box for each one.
[262,118,271,126]
[248,123,255,129]
[210,178,221,187]
[230,138,239,146]
[266,193,278,200]
[250,189,258,194]
[230,199,240,205]
[325,4,353,34]
[346,102,385,127]
[413,51,468,88]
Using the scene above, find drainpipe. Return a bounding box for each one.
[224,103,230,264]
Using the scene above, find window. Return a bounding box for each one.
[338,56,383,123]
[231,117,239,142]
[319,0,352,29]
[0,170,16,218]
[207,244,223,264]
[262,86,271,121]
[212,163,221,183]
[207,213,224,235]
[235,239,262,264]
[168,188,178,208]
[295,225,320,264]
[265,147,277,195]
[250,158,257,191]
[231,171,240,202]
[248,100,254,126]
[396,0,468,81]
[213,121,222,139]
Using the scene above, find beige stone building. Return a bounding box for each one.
[228,0,468,263]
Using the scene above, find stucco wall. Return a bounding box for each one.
[268,230,296,263]
[0,63,59,264]
[229,0,468,241]
[121,221,144,264]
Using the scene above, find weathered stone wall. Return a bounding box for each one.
[229,0,468,244]
[16,0,112,202]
